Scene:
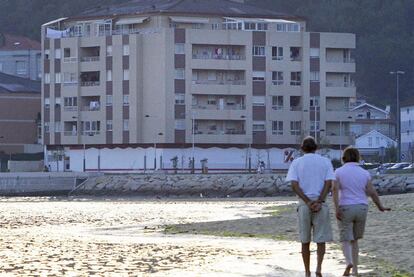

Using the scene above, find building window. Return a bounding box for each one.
[55,73,61,84]
[257,23,268,31]
[106,95,113,106]
[16,61,28,75]
[54,122,61,133]
[123,119,129,131]
[175,119,186,130]
[310,121,320,132]
[290,121,301,135]
[290,47,301,61]
[44,98,50,109]
[55,97,61,107]
[106,120,113,131]
[175,94,185,104]
[272,46,283,60]
[272,71,283,85]
[106,70,112,81]
[106,45,113,57]
[175,68,185,79]
[253,71,265,81]
[175,43,185,54]
[63,72,77,84]
[310,48,320,58]
[368,137,372,147]
[407,108,410,114]
[123,45,130,56]
[123,95,129,106]
[207,95,217,105]
[123,69,129,81]
[54,49,61,59]
[376,137,380,145]
[64,97,77,110]
[253,46,265,56]
[192,23,203,29]
[253,96,265,106]
[310,71,320,82]
[272,96,283,110]
[290,72,301,86]
[272,121,283,135]
[44,122,50,133]
[211,23,220,30]
[44,49,50,60]
[310,96,320,108]
[253,121,266,131]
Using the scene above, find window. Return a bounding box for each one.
[207,95,217,105]
[123,119,129,131]
[16,61,27,75]
[211,23,220,30]
[63,72,77,84]
[310,48,320,58]
[175,94,185,104]
[106,70,112,82]
[253,121,266,131]
[175,68,185,79]
[272,121,283,135]
[123,45,130,56]
[310,121,320,132]
[310,71,320,82]
[123,69,129,81]
[64,48,71,58]
[272,71,283,85]
[44,73,50,84]
[310,96,320,108]
[272,96,283,110]
[175,43,185,54]
[257,23,268,31]
[192,23,203,29]
[44,122,50,133]
[253,71,265,81]
[106,120,113,131]
[253,46,265,56]
[123,95,129,106]
[376,137,380,145]
[106,45,113,56]
[407,108,410,114]
[175,119,186,130]
[54,122,61,133]
[253,96,265,106]
[290,72,301,86]
[245,22,256,30]
[290,121,301,135]
[55,49,61,59]
[55,73,61,84]
[44,98,50,108]
[368,137,372,147]
[290,47,301,61]
[44,49,50,60]
[272,46,283,60]
[55,97,61,106]
[106,95,113,106]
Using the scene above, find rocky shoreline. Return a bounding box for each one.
[74,173,414,197]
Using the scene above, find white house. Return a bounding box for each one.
[355,130,396,160]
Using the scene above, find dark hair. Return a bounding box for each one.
[301,136,318,153]
[342,147,360,163]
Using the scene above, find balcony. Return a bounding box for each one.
[192,53,245,61]
[326,81,355,88]
[81,102,101,112]
[80,71,100,87]
[81,56,100,62]
[63,131,78,137]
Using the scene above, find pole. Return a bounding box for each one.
[314,101,317,143]
[396,73,401,162]
[98,148,101,172]
[191,112,195,174]
[83,143,86,172]
[339,120,342,154]
[154,142,157,170]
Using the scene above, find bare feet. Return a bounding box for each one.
[343,264,353,276]
[315,272,322,277]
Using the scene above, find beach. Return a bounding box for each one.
[0,195,412,276]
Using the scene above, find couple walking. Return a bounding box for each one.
[286,136,390,277]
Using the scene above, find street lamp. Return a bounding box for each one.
[144,115,164,170]
[390,70,405,162]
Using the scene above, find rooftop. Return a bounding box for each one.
[0,33,41,51]
[78,0,301,20]
[0,72,41,94]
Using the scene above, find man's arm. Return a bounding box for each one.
[332,180,342,220]
[318,180,332,203]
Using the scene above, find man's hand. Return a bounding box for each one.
[307,201,322,213]
[335,209,343,221]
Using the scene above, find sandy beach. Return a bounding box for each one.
[0,195,412,276]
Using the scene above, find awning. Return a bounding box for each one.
[115,17,149,25]
[170,16,210,24]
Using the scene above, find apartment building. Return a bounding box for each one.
[41,0,356,171]
[401,101,414,162]
[0,34,42,81]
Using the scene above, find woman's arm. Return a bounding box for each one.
[366,180,391,212]
[332,180,342,220]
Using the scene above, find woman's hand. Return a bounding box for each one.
[336,209,343,221]
[379,206,391,212]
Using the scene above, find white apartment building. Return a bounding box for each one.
[41,0,356,172]
[401,101,414,162]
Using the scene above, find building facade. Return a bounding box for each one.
[355,130,396,161]
[350,102,395,139]
[0,34,42,81]
[41,0,355,171]
[0,72,42,154]
[401,102,414,162]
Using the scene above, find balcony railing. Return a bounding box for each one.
[192,80,246,85]
[326,107,351,112]
[63,57,78,63]
[290,106,302,111]
[63,106,78,112]
[63,81,78,86]
[272,105,283,111]
[81,56,100,62]
[192,53,245,60]
[326,82,355,88]
[192,104,246,110]
[290,80,301,86]
[272,80,284,85]
[326,57,355,63]
[81,131,100,136]
[196,130,246,135]
[327,131,352,136]
[81,105,101,111]
[80,81,100,87]
[63,131,78,136]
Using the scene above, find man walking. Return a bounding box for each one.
[286,136,335,277]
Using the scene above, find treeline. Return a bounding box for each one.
[0,0,412,110]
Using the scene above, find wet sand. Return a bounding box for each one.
[0,197,347,276]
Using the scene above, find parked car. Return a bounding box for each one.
[402,163,414,170]
[384,162,411,173]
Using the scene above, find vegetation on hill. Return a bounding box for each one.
[0,0,412,111]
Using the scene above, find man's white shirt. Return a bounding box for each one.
[285,153,335,199]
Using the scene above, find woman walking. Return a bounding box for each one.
[333,147,390,276]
